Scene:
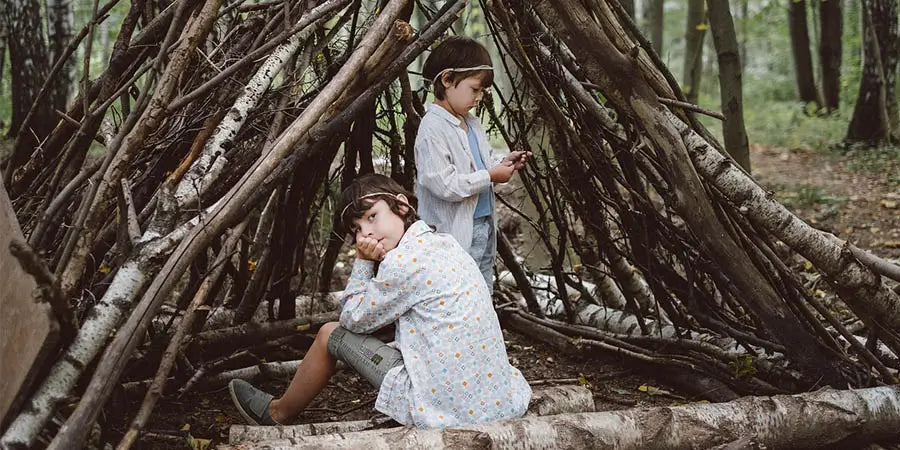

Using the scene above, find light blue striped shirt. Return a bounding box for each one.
[466,124,492,219]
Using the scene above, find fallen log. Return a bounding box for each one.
[219,385,900,449]
[188,310,339,357]
[227,385,595,445]
[121,359,349,398]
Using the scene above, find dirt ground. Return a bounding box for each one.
[750,144,900,260]
[120,144,899,448]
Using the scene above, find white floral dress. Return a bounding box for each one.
[338,220,531,428]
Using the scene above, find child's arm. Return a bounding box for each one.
[337,256,418,334]
[416,133,493,201]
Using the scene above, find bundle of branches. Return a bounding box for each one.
[4,0,900,447]
[480,0,900,398]
[1,0,468,448]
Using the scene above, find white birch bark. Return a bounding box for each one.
[669,110,900,334]
[227,386,596,445]
[499,271,673,334]
[174,1,346,207]
[197,291,343,330]
[498,271,788,366]
[219,386,900,450]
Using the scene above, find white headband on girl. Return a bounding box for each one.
[340,192,416,221]
[431,65,494,86]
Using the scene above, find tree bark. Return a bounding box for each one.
[643,0,664,54]
[2,0,54,165]
[846,0,899,143]
[227,385,596,445]
[219,386,900,450]
[681,0,706,104]
[707,0,751,172]
[788,0,821,107]
[620,0,634,20]
[818,0,842,112]
[48,0,75,110]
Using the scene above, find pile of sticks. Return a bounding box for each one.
[2,0,899,448]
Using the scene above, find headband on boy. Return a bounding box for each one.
[340,192,416,223]
[430,65,494,86]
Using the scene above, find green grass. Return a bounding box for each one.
[842,144,900,186]
[771,183,846,209]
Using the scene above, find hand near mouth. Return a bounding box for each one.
[357,236,387,261]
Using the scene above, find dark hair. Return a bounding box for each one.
[422,36,493,100]
[337,174,420,238]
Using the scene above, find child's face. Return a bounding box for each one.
[442,75,488,116]
[351,198,408,253]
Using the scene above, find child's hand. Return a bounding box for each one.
[489,163,515,183]
[503,150,532,170]
[356,237,386,261]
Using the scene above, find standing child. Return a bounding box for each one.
[416,36,530,293]
[229,174,531,428]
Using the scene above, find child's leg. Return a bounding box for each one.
[230,322,402,425]
[268,321,341,423]
[469,216,495,294]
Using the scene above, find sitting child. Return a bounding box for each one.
[229,173,531,428]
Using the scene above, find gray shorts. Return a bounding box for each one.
[326,326,404,388]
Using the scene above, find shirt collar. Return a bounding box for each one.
[399,220,433,247]
[427,103,473,128]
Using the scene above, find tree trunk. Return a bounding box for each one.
[620,0,635,19]
[219,386,900,450]
[740,0,748,70]
[2,0,54,166]
[846,0,899,143]
[818,0,842,112]
[682,0,706,104]
[707,0,750,172]
[788,0,821,107]
[48,0,75,110]
[643,0,664,54]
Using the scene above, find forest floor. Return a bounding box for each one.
[110,144,899,449]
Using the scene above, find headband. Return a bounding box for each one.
[431,65,494,86]
[340,192,416,224]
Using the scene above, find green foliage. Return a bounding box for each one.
[771,182,846,208]
[728,356,757,379]
[1,47,10,135]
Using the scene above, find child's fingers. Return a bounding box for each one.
[358,238,377,254]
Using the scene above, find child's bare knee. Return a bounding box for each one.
[317,321,340,341]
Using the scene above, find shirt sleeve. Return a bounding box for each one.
[415,132,492,202]
[338,257,420,334]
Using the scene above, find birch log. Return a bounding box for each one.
[219,386,900,450]
[228,385,595,445]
